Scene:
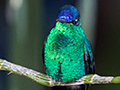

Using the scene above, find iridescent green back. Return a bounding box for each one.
[44,21,86,82]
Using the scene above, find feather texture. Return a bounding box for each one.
[43,5,95,90]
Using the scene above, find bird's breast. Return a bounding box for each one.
[45,32,85,82]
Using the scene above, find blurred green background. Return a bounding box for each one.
[0,0,120,90]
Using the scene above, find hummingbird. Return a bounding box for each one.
[43,5,95,90]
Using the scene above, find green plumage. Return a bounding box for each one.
[44,21,86,82]
[43,5,95,90]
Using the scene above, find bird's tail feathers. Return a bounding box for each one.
[50,84,90,90]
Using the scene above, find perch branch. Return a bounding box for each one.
[0,59,120,87]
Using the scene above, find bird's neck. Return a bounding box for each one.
[54,21,85,37]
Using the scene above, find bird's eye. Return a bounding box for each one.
[72,19,79,26]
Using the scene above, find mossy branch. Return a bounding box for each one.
[0,58,120,87]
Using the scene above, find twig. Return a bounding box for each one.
[0,59,120,87]
[0,59,51,86]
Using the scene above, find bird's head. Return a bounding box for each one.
[56,5,80,26]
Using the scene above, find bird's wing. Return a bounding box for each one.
[84,37,95,74]
[42,37,47,64]
[42,44,45,64]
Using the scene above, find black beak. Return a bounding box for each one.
[56,18,68,23]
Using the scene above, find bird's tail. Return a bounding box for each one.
[50,84,90,90]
